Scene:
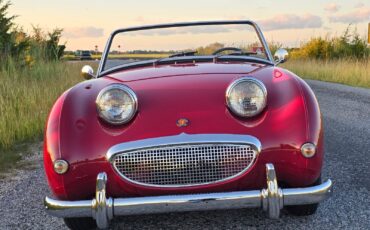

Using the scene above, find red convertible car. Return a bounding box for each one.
[44,21,332,229]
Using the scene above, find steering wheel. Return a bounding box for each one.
[212,47,243,55]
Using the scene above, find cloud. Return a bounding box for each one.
[329,8,370,23]
[324,3,340,13]
[63,27,104,38]
[122,14,322,37]
[257,14,322,31]
[354,2,364,8]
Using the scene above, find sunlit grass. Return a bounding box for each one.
[63,53,169,60]
[0,60,97,171]
[282,58,370,88]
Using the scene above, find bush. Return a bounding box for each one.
[290,26,369,60]
[196,42,225,55]
[196,41,283,57]
[0,0,65,69]
[27,26,66,63]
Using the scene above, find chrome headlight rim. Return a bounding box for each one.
[226,77,267,118]
[96,84,138,125]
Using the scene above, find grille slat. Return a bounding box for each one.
[112,143,257,187]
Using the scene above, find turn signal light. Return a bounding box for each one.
[54,160,69,174]
[301,143,316,158]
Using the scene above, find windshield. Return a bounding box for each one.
[99,21,272,74]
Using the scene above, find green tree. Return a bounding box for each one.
[46,29,65,60]
[0,0,15,57]
[1,1,65,67]
[0,0,29,65]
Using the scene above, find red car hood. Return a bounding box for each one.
[58,61,309,155]
[59,61,308,156]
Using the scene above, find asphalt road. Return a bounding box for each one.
[0,79,369,230]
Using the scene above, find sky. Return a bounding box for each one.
[8,0,370,51]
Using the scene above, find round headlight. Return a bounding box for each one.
[226,78,267,117]
[96,84,138,125]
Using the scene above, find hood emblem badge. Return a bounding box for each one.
[176,118,189,127]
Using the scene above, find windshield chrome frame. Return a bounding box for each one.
[97,20,274,77]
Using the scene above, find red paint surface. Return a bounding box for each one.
[44,62,323,200]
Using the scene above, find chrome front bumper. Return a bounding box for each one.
[44,164,332,229]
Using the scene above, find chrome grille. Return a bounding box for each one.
[112,143,257,187]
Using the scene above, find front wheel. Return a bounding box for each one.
[64,217,97,230]
[285,176,321,216]
[286,203,319,216]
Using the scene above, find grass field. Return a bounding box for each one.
[63,53,169,60]
[0,61,98,171]
[282,59,370,88]
[0,58,369,172]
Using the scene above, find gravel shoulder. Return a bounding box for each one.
[0,79,369,230]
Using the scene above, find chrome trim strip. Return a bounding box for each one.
[44,197,92,218]
[44,164,332,229]
[113,190,262,216]
[106,133,262,161]
[282,181,333,206]
[97,20,274,77]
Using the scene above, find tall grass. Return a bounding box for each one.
[282,58,370,88]
[0,60,95,170]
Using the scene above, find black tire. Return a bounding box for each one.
[286,202,319,216]
[64,217,97,230]
[285,176,321,216]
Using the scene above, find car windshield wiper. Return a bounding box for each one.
[213,51,258,62]
[169,51,197,58]
[219,51,257,57]
[152,51,197,66]
[231,51,257,56]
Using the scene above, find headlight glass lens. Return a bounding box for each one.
[96,84,138,124]
[226,78,267,117]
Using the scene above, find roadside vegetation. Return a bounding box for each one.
[0,61,93,171]
[282,26,369,87]
[0,0,85,171]
[282,59,369,88]
[62,53,169,60]
[0,0,369,172]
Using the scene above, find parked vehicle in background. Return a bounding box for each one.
[43,20,332,230]
[75,50,92,60]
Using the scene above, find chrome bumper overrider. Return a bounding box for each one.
[44,164,332,229]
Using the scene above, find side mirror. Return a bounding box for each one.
[274,48,289,64]
[81,65,95,80]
